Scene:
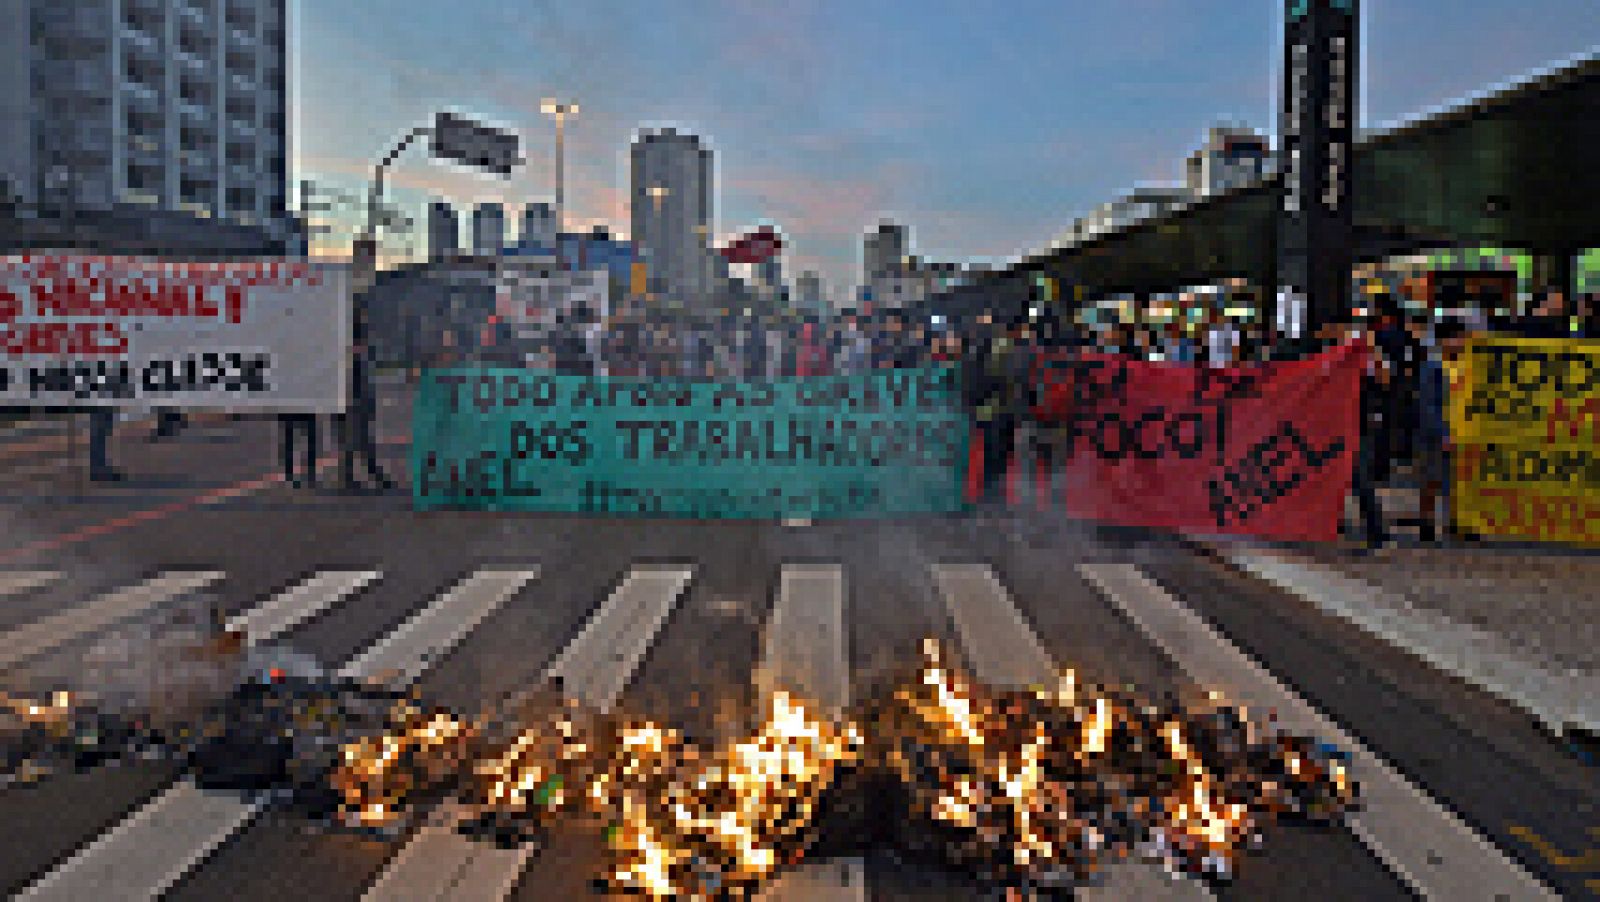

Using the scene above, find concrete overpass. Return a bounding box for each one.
[938,52,1600,322]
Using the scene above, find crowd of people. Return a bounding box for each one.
[70,284,1600,536]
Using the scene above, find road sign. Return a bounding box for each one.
[430,111,522,176]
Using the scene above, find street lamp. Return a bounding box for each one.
[540,98,578,233]
[352,111,521,312]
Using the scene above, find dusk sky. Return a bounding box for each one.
[294,1,1600,302]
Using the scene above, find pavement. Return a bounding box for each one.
[1195,471,1600,744]
[0,390,1596,900]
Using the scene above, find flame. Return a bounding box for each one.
[596,691,862,897]
[331,703,470,829]
[1,638,1358,893]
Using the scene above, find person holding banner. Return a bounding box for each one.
[88,408,122,483]
[1416,318,1468,544]
[336,337,394,492]
[1344,323,1393,551]
[280,412,318,489]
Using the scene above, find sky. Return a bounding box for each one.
[293,0,1600,303]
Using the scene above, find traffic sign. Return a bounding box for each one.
[430,111,522,176]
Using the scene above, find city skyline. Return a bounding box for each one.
[295,0,1600,299]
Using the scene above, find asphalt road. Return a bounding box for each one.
[0,393,1591,900]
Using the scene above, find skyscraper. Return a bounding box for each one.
[471,202,504,256]
[520,201,556,250]
[795,271,825,313]
[862,221,909,303]
[0,0,291,240]
[631,128,712,304]
[427,199,458,260]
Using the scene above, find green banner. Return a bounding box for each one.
[411,366,971,518]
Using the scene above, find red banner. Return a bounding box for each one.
[1032,342,1366,542]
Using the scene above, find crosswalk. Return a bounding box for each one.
[0,558,1561,901]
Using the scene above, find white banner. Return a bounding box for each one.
[0,255,349,413]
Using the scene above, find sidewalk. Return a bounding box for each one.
[1194,476,1600,741]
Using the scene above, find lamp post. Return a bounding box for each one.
[540,99,578,234]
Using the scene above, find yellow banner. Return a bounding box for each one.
[1449,336,1600,545]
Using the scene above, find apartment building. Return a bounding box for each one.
[0,0,293,249]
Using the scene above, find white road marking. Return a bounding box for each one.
[1225,548,1599,738]
[932,563,1216,901]
[0,570,60,598]
[363,564,693,902]
[225,570,382,647]
[18,566,538,902]
[756,563,863,902]
[757,564,850,714]
[1077,562,1559,902]
[540,566,693,713]
[0,571,224,671]
[340,569,537,684]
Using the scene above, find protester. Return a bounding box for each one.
[1370,293,1423,481]
[1416,318,1468,544]
[337,337,394,492]
[150,409,186,441]
[551,305,598,377]
[88,407,121,483]
[1163,321,1197,364]
[1515,289,1576,339]
[963,319,1009,504]
[280,412,319,489]
[1204,312,1240,367]
[1343,322,1393,551]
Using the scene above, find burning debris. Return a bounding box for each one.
[0,639,1357,898]
[868,640,1357,891]
[589,691,864,898]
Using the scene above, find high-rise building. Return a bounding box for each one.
[757,256,782,293]
[630,128,713,304]
[862,221,910,305]
[0,0,292,237]
[1185,125,1270,198]
[795,271,825,313]
[471,202,504,255]
[519,201,555,250]
[427,199,458,260]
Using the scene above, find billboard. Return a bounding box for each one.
[0,255,350,413]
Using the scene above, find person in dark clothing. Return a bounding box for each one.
[1344,324,1392,550]
[1416,318,1468,544]
[1369,293,1422,480]
[1514,289,1576,339]
[551,305,597,377]
[150,409,186,440]
[280,413,318,488]
[88,408,122,482]
[337,339,393,492]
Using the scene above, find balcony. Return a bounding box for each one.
[176,46,212,76]
[227,69,257,95]
[122,0,166,36]
[174,0,211,31]
[177,77,217,109]
[121,54,164,92]
[125,137,165,170]
[119,23,162,58]
[121,80,162,114]
[224,0,257,31]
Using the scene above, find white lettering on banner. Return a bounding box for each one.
[0,255,349,412]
